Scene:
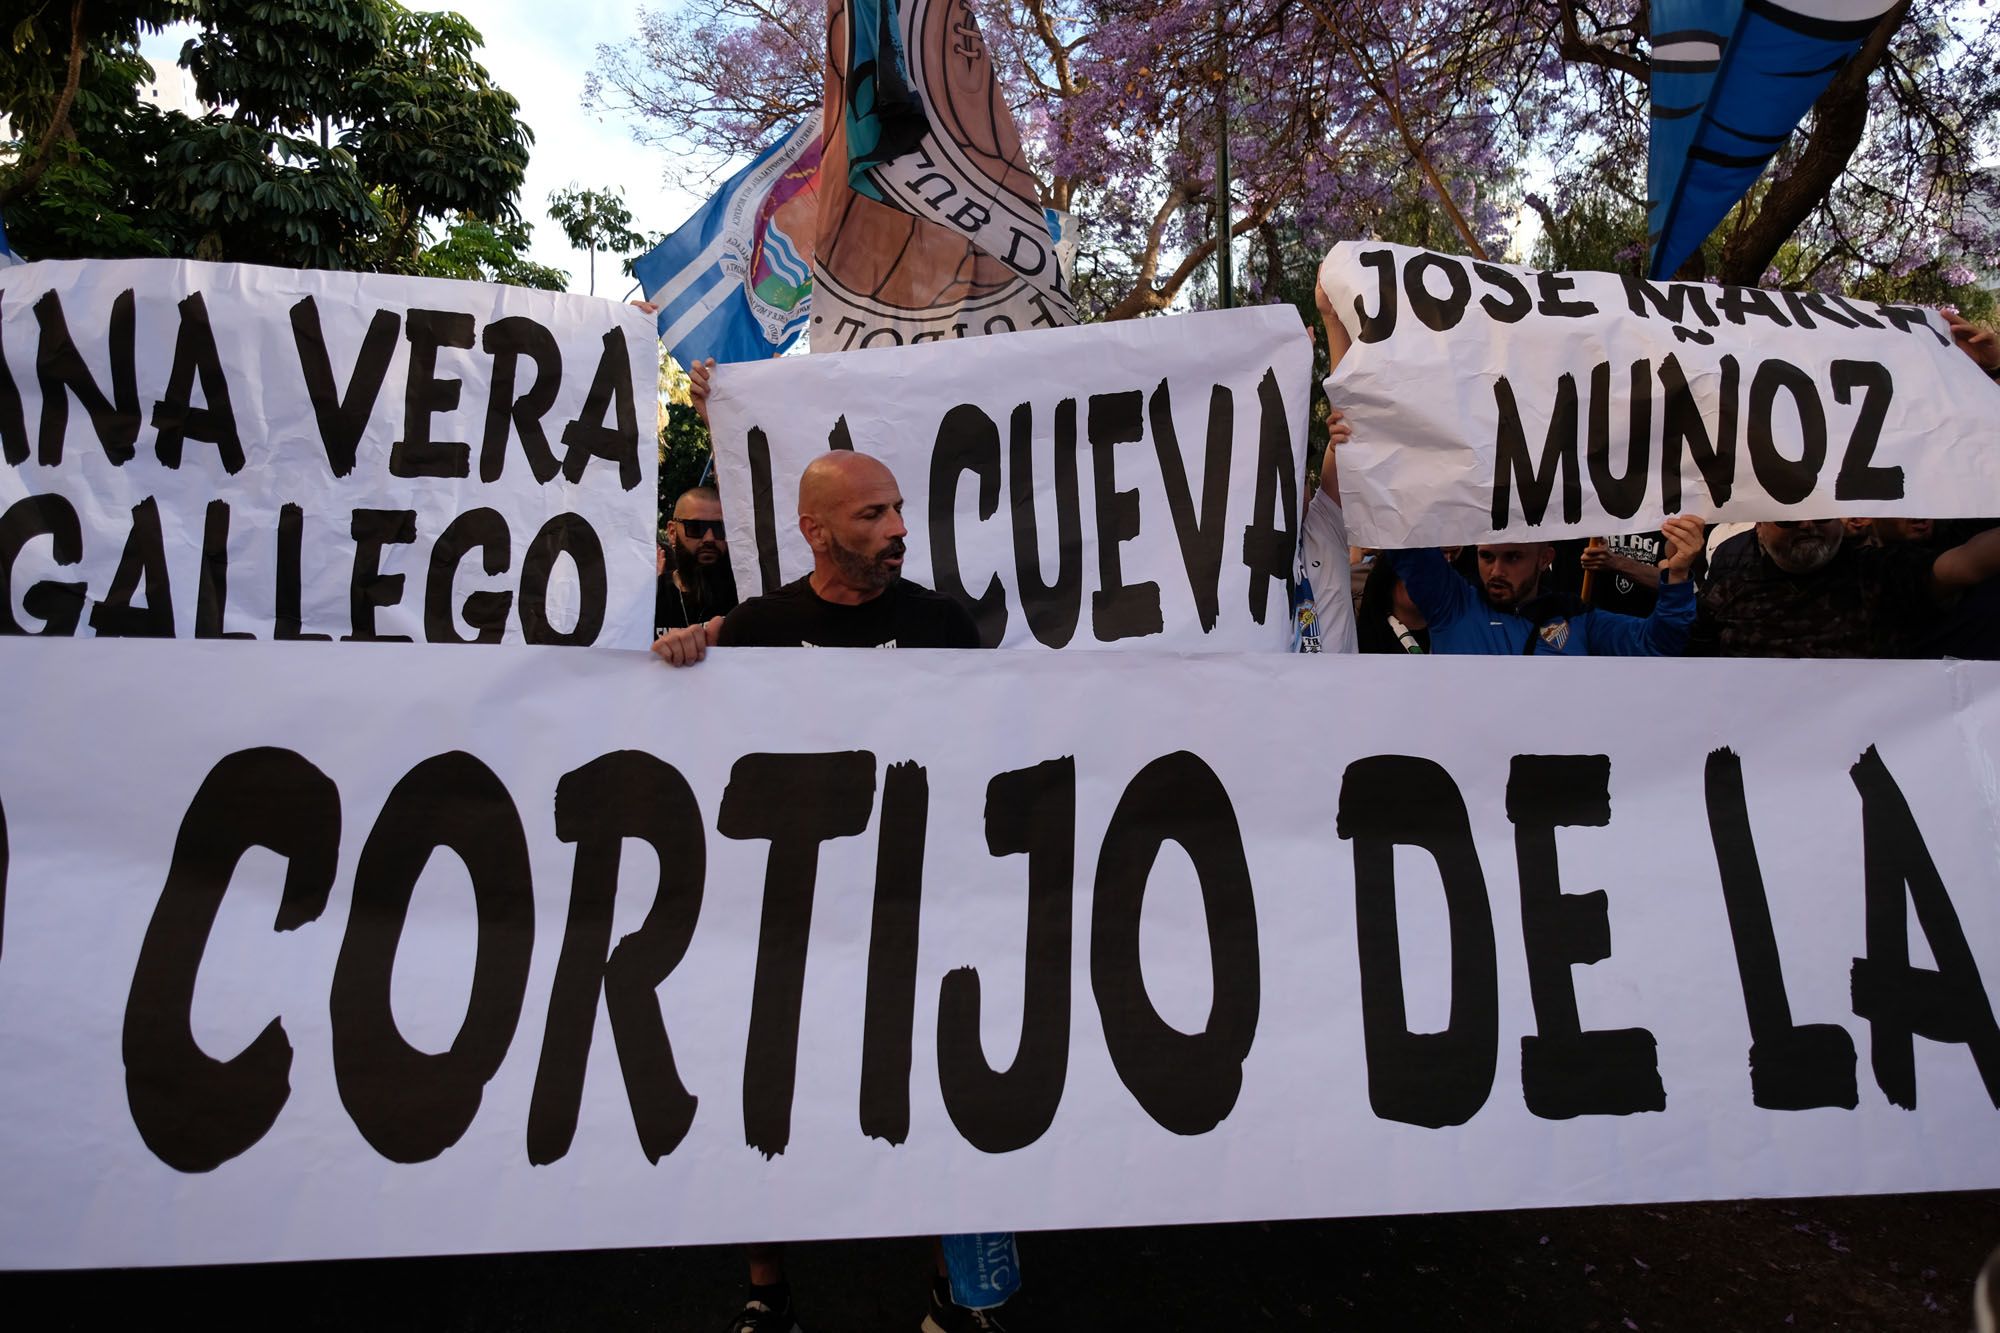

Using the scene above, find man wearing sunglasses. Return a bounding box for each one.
[655,485,740,641]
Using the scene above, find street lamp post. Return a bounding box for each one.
[1216,0,1233,309]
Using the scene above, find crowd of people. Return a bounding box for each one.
[1328,502,2000,662]
[640,301,2000,1332]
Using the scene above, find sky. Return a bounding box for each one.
[141,2,706,298]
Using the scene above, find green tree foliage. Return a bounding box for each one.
[0,0,541,283]
[658,401,713,541]
[348,9,534,260]
[0,1,190,221]
[622,229,667,279]
[414,217,569,290]
[548,184,644,294]
[179,0,387,134]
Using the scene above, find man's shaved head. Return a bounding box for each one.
[797,450,908,602]
[798,451,898,520]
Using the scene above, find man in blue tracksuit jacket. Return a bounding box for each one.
[1387,514,1705,655]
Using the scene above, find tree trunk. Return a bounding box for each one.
[1713,2,1907,286]
[0,0,88,207]
[1105,194,1279,321]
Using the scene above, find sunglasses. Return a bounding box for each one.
[674,518,725,539]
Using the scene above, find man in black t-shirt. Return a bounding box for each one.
[653,484,739,639]
[653,450,978,663]
[651,449,996,1333]
[1690,518,2000,657]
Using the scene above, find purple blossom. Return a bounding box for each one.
[590,0,2000,314]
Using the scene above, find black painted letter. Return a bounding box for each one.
[929,404,1008,646]
[88,496,174,637]
[1008,401,1083,648]
[1848,746,2000,1109]
[124,749,340,1172]
[1703,748,1857,1110]
[1088,391,1163,641]
[1239,370,1299,624]
[519,513,607,646]
[1508,755,1664,1118]
[331,752,535,1163]
[717,752,878,1157]
[859,761,930,1144]
[0,494,86,635]
[1092,752,1258,1135]
[1336,756,1498,1128]
[528,751,707,1165]
[1149,380,1233,633]
[939,758,1077,1152]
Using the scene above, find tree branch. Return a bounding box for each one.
[0,0,89,207]
[1557,0,1650,82]
[1019,0,1075,95]
[1715,1,1909,285]
[1524,192,1567,267]
[1103,186,1283,321]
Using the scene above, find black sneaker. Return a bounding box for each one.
[920,1280,1016,1332]
[726,1295,802,1333]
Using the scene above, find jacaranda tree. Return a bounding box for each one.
[588,0,1999,314]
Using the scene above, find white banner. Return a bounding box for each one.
[2,640,1997,1268]
[0,259,658,646]
[709,306,1313,650]
[1318,242,2000,548]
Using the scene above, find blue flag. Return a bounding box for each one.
[1648,0,1897,280]
[0,210,22,268]
[632,112,823,367]
[1646,0,1739,269]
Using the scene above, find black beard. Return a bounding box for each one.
[1775,536,1838,573]
[829,534,905,593]
[672,543,738,616]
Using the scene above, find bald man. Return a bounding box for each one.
[653,451,979,665]
[652,451,997,1332]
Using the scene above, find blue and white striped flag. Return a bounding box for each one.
[1648,0,1898,281]
[633,111,823,366]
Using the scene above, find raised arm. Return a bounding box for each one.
[1385,548,1478,631]
[687,356,717,427]
[1316,406,1352,505]
[1580,541,1663,591]
[1930,526,2000,598]
[1584,514,1704,656]
[1315,275,1354,376]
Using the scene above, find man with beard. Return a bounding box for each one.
[651,451,998,1333]
[1379,514,1705,656]
[655,485,739,639]
[1690,518,2000,657]
[654,450,979,662]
